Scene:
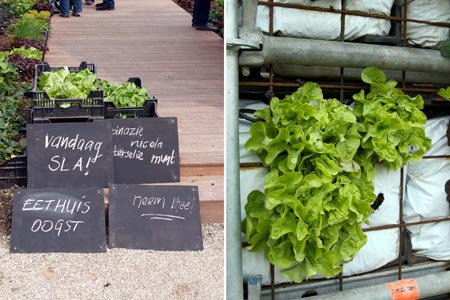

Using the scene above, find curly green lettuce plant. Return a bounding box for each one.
[1,0,37,18]
[243,67,431,283]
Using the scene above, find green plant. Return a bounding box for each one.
[209,0,223,30]
[0,51,20,98]
[2,0,37,18]
[9,46,42,60]
[38,69,150,108]
[23,9,50,20]
[9,16,48,40]
[0,96,27,164]
[243,67,431,283]
[103,81,149,107]
[38,68,98,102]
[437,86,450,100]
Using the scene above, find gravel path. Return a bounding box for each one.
[0,223,224,300]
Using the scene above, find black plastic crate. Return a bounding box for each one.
[31,61,103,123]
[104,98,158,119]
[0,155,27,189]
[103,77,158,119]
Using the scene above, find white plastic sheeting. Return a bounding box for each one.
[404,116,450,260]
[343,164,401,276]
[407,0,450,49]
[255,0,394,41]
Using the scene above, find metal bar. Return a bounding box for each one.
[271,264,275,300]
[363,217,450,232]
[260,261,450,300]
[261,36,450,73]
[256,1,450,29]
[398,167,405,280]
[304,271,450,300]
[239,81,440,94]
[243,0,259,28]
[270,65,450,85]
[268,0,274,94]
[226,0,244,299]
[339,0,345,102]
[423,155,450,159]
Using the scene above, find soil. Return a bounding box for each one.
[0,188,13,245]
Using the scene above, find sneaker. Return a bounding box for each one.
[85,0,94,5]
[194,23,218,31]
[96,5,114,10]
[95,2,105,7]
[59,13,69,18]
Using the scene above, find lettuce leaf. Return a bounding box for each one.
[243,68,430,283]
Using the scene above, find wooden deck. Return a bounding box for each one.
[44,0,224,223]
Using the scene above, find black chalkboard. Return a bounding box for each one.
[110,118,180,184]
[108,184,203,251]
[10,187,106,253]
[27,122,114,188]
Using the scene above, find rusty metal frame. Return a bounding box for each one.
[240,0,450,298]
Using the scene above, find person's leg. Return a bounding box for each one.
[96,0,114,9]
[59,0,70,16]
[72,0,82,14]
[192,0,210,27]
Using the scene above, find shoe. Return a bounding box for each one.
[59,13,69,18]
[95,2,105,7]
[194,23,218,31]
[72,12,81,17]
[96,4,114,10]
[85,0,94,4]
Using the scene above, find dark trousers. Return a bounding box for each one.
[192,0,210,27]
[102,0,114,7]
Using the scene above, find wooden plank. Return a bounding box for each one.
[43,0,224,223]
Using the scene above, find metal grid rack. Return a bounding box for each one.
[237,1,450,299]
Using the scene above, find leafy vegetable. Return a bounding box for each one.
[38,68,98,101]
[0,96,27,164]
[103,81,149,107]
[243,67,431,283]
[37,68,150,109]
[353,67,431,169]
[437,87,450,100]
[9,46,42,60]
[1,0,36,18]
[7,54,41,83]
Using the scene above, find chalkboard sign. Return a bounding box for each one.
[10,188,106,253]
[110,118,180,184]
[27,122,114,188]
[108,184,203,251]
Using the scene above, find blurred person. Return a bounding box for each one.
[95,0,114,10]
[192,0,217,31]
[59,0,82,17]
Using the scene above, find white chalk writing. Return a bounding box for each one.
[150,149,176,166]
[30,219,85,236]
[22,198,91,214]
[112,125,144,137]
[132,195,165,209]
